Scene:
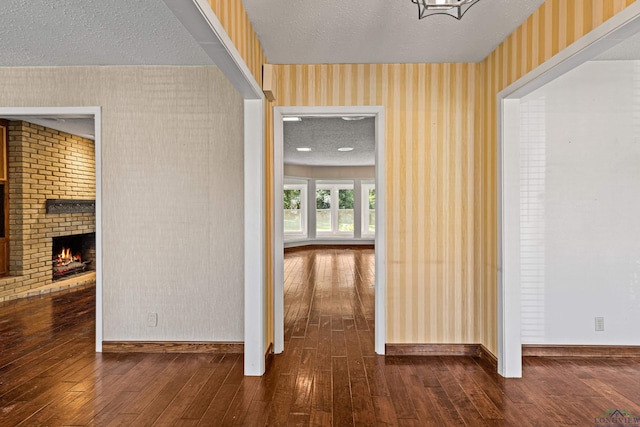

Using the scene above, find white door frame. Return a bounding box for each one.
[273,106,387,355]
[497,3,640,378]
[0,106,103,351]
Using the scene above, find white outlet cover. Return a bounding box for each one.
[147,312,158,327]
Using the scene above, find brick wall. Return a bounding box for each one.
[0,121,95,301]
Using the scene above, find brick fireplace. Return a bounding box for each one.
[0,121,95,302]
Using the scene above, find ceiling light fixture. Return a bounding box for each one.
[341,116,366,121]
[296,147,312,152]
[283,116,302,122]
[411,0,480,20]
[338,147,354,152]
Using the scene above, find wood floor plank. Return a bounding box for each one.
[311,369,332,413]
[181,354,240,420]
[350,376,376,426]
[3,249,640,425]
[372,395,400,426]
[129,354,207,426]
[150,366,218,426]
[332,356,354,427]
[265,373,296,426]
[290,347,316,414]
[217,376,261,426]
[197,382,242,425]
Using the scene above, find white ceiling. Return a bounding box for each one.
[0,0,213,66]
[594,31,640,61]
[0,0,638,69]
[241,0,547,64]
[284,117,375,167]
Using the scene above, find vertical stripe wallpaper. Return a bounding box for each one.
[275,64,482,345]
[207,0,266,86]
[207,0,635,356]
[479,0,634,354]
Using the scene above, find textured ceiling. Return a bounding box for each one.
[0,0,213,66]
[284,117,375,167]
[594,31,640,61]
[242,0,547,64]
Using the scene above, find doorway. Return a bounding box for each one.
[274,106,386,355]
[0,106,103,351]
[498,4,640,377]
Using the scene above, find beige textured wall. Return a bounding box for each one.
[0,66,244,342]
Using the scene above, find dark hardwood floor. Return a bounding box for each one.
[1,247,640,426]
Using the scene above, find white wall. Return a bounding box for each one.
[0,66,244,342]
[520,61,640,345]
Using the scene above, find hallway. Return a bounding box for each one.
[1,247,640,425]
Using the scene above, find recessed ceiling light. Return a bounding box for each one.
[338,147,354,152]
[341,116,365,121]
[296,147,312,152]
[283,116,302,122]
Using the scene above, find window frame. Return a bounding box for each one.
[361,182,376,238]
[316,181,355,237]
[283,183,307,240]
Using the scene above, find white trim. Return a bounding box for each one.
[273,108,285,354]
[0,106,103,352]
[498,99,521,377]
[164,0,263,99]
[361,182,376,238]
[243,99,265,375]
[496,2,640,378]
[283,183,308,238]
[373,108,386,354]
[164,0,267,375]
[273,106,386,355]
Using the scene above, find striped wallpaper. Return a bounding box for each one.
[276,63,483,345]
[479,0,634,354]
[207,0,635,356]
[207,0,266,86]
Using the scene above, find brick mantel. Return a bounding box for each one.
[0,121,95,302]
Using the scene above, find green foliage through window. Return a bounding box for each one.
[284,189,301,209]
[316,189,331,209]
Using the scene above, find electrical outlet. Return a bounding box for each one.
[595,317,604,332]
[147,312,158,327]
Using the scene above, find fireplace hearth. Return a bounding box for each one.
[52,233,96,280]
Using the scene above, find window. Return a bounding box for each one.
[316,182,354,237]
[338,188,354,232]
[315,188,331,233]
[283,183,307,239]
[362,183,376,237]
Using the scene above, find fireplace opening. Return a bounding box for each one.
[52,233,96,281]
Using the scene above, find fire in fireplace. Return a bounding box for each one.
[53,247,86,278]
[51,233,95,280]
